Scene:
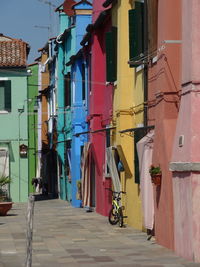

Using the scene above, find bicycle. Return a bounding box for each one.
[106,189,126,227]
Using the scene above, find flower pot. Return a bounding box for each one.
[0,202,13,216]
[151,174,161,186]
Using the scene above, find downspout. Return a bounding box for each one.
[143,0,148,128]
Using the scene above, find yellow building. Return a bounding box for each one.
[110,0,145,229]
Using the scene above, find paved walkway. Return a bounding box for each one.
[0,199,199,267]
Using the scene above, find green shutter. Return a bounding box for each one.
[105,27,117,82]
[4,80,11,112]
[129,2,144,63]
[134,129,147,184]
[0,84,4,110]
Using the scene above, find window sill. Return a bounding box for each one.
[136,64,145,72]
[0,111,9,114]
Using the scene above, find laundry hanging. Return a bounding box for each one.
[136,130,154,230]
[81,142,91,208]
[106,147,121,192]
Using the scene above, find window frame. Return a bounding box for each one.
[0,79,11,113]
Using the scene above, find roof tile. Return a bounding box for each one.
[0,36,28,67]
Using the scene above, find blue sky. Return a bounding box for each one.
[0,0,63,64]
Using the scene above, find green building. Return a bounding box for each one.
[0,34,30,202]
[27,63,38,194]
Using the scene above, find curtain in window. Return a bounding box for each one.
[0,149,9,177]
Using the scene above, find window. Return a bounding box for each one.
[105,27,117,82]
[0,80,11,112]
[148,0,158,54]
[64,73,71,107]
[129,0,158,66]
[129,2,144,65]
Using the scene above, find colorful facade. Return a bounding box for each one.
[82,0,113,215]
[109,0,144,229]
[170,0,200,261]
[147,0,181,250]
[32,0,200,263]
[56,2,74,202]
[27,62,39,194]
[0,34,30,202]
[68,1,92,207]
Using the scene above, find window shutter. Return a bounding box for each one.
[105,27,117,82]
[148,0,158,54]
[64,73,71,107]
[129,2,144,63]
[4,80,11,112]
[134,129,147,184]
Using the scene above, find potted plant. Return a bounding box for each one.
[0,176,13,215]
[149,165,162,186]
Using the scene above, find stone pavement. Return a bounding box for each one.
[0,199,199,267]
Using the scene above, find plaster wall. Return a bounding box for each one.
[92,0,105,22]
[57,13,69,200]
[0,73,28,202]
[89,5,113,216]
[170,0,200,261]
[111,0,143,229]
[27,64,38,193]
[148,0,181,249]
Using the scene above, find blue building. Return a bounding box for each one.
[55,0,92,205]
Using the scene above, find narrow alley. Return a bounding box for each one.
[0,199,198,267]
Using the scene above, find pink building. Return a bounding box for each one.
[170,0,200,262]
[148,0,181,250]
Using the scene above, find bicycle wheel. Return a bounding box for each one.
[118,207,124,227]
[108,206,119,225]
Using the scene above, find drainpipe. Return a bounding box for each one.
[18,108,24,202]
[143,0,148,128]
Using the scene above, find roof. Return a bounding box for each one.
[0,34,29,68]
[55,0,76,16]
[72,0,92,8]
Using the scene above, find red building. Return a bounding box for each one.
[81,0,114,216]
